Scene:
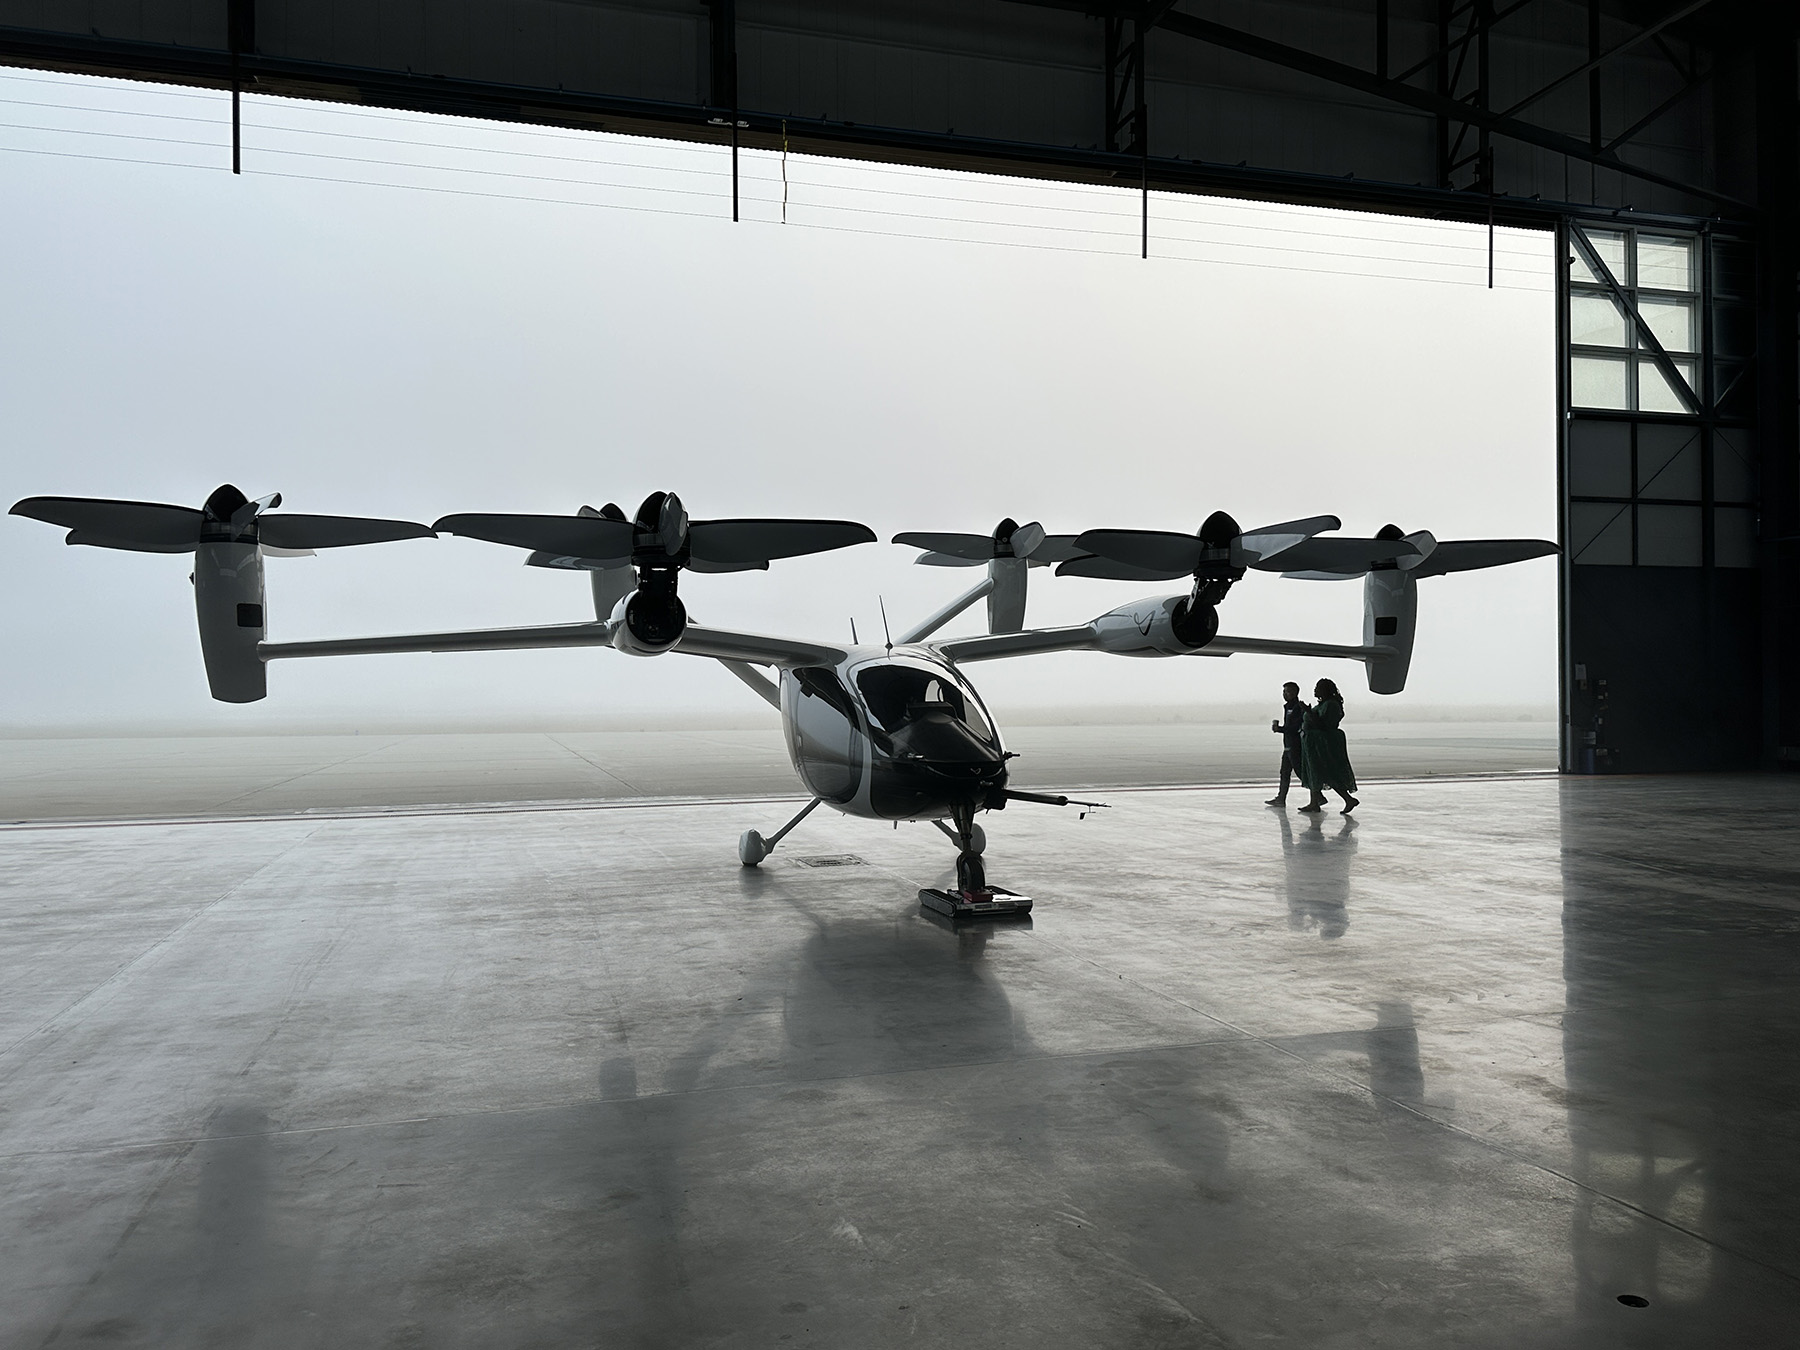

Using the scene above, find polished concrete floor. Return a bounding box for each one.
[2,774,1796,1347]
[0,720,1553,821]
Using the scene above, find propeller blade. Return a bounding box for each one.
[687,557,773,574]
[1257,536,1421,576]
[656,493,689,557]
[525,551,591,570]
[433,513,635,561]
[890,531,996,561]
[1010,521,1048,559]
[1395,530,1439,571]
[257,514,435,550]
[915,551,988,567]
[686,519,875,567]
[229,491,282,532]
[1072,529,1206,575]
[1029,534,1089,564]
[1234,514,1341,564]
[63,530,201,554]
[1055,554,1191,582]
[1409,538,1558,578]
[11,497,203,551]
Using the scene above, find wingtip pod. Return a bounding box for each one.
[12,488,437,703]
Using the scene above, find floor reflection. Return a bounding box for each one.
[1556,782,1800,1338]
[41,1101,286,1345]
[1277,811,1358,939]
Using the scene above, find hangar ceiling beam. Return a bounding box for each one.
[1497,0,1712,120]
[1133,4,1742,207]
[1017,0,1738,207]
[1390,0,1536,85]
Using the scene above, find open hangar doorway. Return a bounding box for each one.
[0,67,1558,761]
[0,0,1791,772]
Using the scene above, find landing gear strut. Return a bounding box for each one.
[919,802,1032,921]
[739,797,821,867]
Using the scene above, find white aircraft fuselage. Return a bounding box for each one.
[778,645,1009,823]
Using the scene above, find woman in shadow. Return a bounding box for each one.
[1298,676,1359,815]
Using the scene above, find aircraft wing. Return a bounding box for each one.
[260,620,843,668]
[262,621,619,660]
[674,625,847,667]
[935,624,1102,664]
[1206,635,1393,661]
[936,625,1388,666]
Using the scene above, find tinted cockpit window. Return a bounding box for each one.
[857,665,995,742]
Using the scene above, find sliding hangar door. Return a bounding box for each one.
[3,0,1793,770]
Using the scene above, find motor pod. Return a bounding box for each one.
[194,539,268,702]
[1092,594,1220,657]
[610,571,687,657]
[1363,569,1418,694]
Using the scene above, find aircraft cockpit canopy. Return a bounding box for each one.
[858,663,999,750]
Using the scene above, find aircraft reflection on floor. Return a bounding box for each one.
[1277,811,1358,940]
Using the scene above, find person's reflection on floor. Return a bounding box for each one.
[1367,1001,1425,1106]
[1278,810,1358,939]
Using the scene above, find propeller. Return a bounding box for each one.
[524,503,635,571]
[437,491,875,572]
[1275,524,1555,580]
[1407,537,1559,578]
[1058,512,1350,581]
[10,484,435,553]
[892,518,1085,568]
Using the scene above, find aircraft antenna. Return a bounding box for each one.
[850,617,859,644]
[879,596,893,653]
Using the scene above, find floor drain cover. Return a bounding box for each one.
[792,854,866,868]
[1617,1295,1649,1309]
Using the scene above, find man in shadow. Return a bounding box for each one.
[1265,681,1308,808]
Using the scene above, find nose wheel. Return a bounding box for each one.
[738,797,822,867]
[920,804,1031,921]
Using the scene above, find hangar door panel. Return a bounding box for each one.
[0,0,222,47]
[256,1,705,105]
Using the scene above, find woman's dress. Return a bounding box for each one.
[1300,696,1357,794]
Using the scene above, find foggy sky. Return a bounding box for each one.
[0,71,1557,732]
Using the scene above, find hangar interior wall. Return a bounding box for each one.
[2,0,1793,771]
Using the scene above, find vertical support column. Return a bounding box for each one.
[1586,0,1601,202]
[707,0,739,221]
[1586,0,1601,150]
[226,0,254,174]
[1434,0,1451,189]
[1102,8,1149,256]
[1136,15,1147,260]
[1754,8,1800,765]
[1555,218,1573,772]
[1376,0,1389,80]
[1103,14,1123,153]
[1477,0,1492,286]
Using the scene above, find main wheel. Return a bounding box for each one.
[739,829,768,867]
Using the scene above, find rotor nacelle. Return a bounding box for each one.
[610,570,689,657]
[1091,594,1220,657]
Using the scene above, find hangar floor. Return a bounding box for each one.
[3,773,1796,1348]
